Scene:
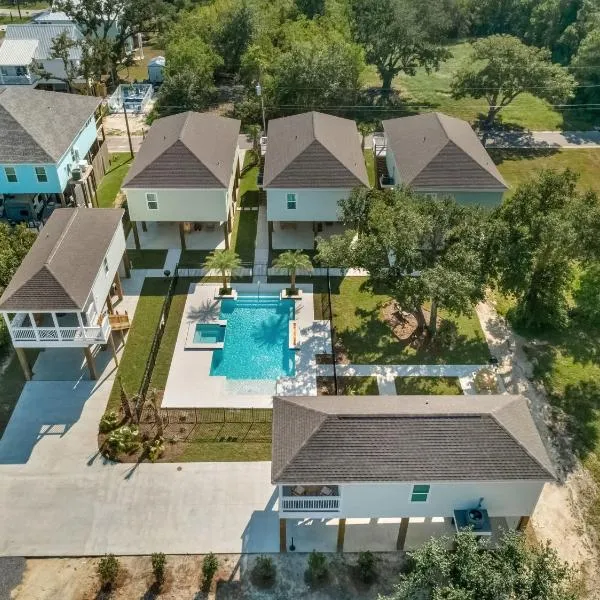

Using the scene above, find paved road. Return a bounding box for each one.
[0,7,45,16]
[483,130,600,149]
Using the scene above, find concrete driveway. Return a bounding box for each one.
[0,274,279,556]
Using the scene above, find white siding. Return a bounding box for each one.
[280,480,545,519]
[385,146,397,183]
[266,188,352,222]
[124,188,229,223]
[90,221,126,313]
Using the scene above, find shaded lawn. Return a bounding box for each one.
[96,153,132,208]
[394,376,463,395]
[364,149,376,187]
[362,41,596,131]
[317,376,379,395]
[231,210,258,263]
[0,349,38,439]
[178,250,212,269]
[121,42,164,83]
[330,277,489,365]
[105,277,170,414]
[239,152,260,208]
[491,149,600,196]
[127,249,167,270]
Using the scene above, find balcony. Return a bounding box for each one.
[280,485,341,513]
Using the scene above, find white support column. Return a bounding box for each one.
[50,312,62,341]
[76,312,85,339]
[2,313,11,335]
[28,312,40,341]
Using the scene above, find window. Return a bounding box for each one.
[35,167,48,183]
[410,484,430,502]
[103,257,109,274]
[146,192,158,210]
[286,192,297,210]
[4,167,17,183]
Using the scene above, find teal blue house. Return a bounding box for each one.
[382,113,508,207]
[0,86,105,222]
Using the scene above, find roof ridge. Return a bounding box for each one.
[47,208,77,264]
[490,401,555,479]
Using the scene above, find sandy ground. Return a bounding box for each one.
[477,300,600,597]
[8,553,405,600]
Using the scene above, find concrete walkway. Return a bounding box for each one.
[252,204,269,283]
[484,130,600,149]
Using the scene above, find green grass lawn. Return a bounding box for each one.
[238,152,260,208]
[491,149,600,196]
[330,277,489,365]
[395,376,463,395]
[231,210,257,263]
[364,149,376,187]
[0,349,38,439]
[362,41,595,131]
[105,277,170,414]
[317,375,379,395]
[0,15,30,24]
[122,42,164,83]
[178,250,212,269]
[96,153,132,208]
[127,249,167,270]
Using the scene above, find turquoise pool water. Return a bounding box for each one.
[193,323,225,344]
[210,295,296,380]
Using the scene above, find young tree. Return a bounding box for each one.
[349,0,452,96]
[272,250,313,294]
[451,35,576,128]
[571,29,600,104]
[203,250,242,292]
[383,529,577,600]
[491,169,600,330]
[317,188,489,337]
[32,31,83,93]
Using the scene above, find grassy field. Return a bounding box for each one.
[364,149,376,187]
[0,349,38,439]
[121,42,164,83]
[96,153,132,208]
[330,277,489,365]
[127,249,167,270]
[492,149,600,195]
[317,376,379,395]
[0,15,30,24]
[362,41,595,131]
[105,277,170,414]
[395,376,463,395]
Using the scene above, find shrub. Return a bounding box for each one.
[306,550,328,584]
[357,550,377,583]
[106,425,140,456]
[97,554,119,589]
[202,552,219,589]
[251,555,276,587]
[144,437,165,462]
[474,367,499,394]
[573,264,600,325]
[151,552,166,586]
[99,411,119,434]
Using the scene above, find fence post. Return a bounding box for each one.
[327,267,339,395]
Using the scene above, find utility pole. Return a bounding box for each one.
[15,0,22,20]
[123,101,134,159]
[255,81,266,135]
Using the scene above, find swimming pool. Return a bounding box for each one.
[210,295,296,380]
[193,323,225,344]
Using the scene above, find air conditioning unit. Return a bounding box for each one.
[78,159,89,169]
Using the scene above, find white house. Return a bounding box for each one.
[0,208,129,380]
[122,111,241,251]
[381,113,508,207]
[262,112,369,250]
[0,24,84,91]
[272,395,555,552]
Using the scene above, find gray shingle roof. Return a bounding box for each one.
[383,113,507,191]
[122,111,240,189]
[263,112,369,188]
[0,208,124,311]
[0,87,100,163]
[4,24,83,60]
[272,395,555,484]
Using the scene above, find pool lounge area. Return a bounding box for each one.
[161,282,327,408]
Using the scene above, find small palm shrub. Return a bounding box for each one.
[106,425,140,456]
[306,550,328,584]
[97,554,119,590]
[99,410,119,433]
[151,552,166,587]
[202,552,219,589]
[144,437,165,462]
[251,555,276,587]
[474,367,499,393]
[357,550,377,583]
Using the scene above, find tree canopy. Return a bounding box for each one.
[451,35,576,127]
[382,529,578,600]
[317,187,489,336]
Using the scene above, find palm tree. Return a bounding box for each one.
[203,249,242,293]
[144,389,164,439]
[273,251,313,295]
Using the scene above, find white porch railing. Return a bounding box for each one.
[281,496,341,512]
[10,315,110,344]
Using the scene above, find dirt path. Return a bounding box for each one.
[476,301,600,596]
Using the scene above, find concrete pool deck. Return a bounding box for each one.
[161,282,322,408]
